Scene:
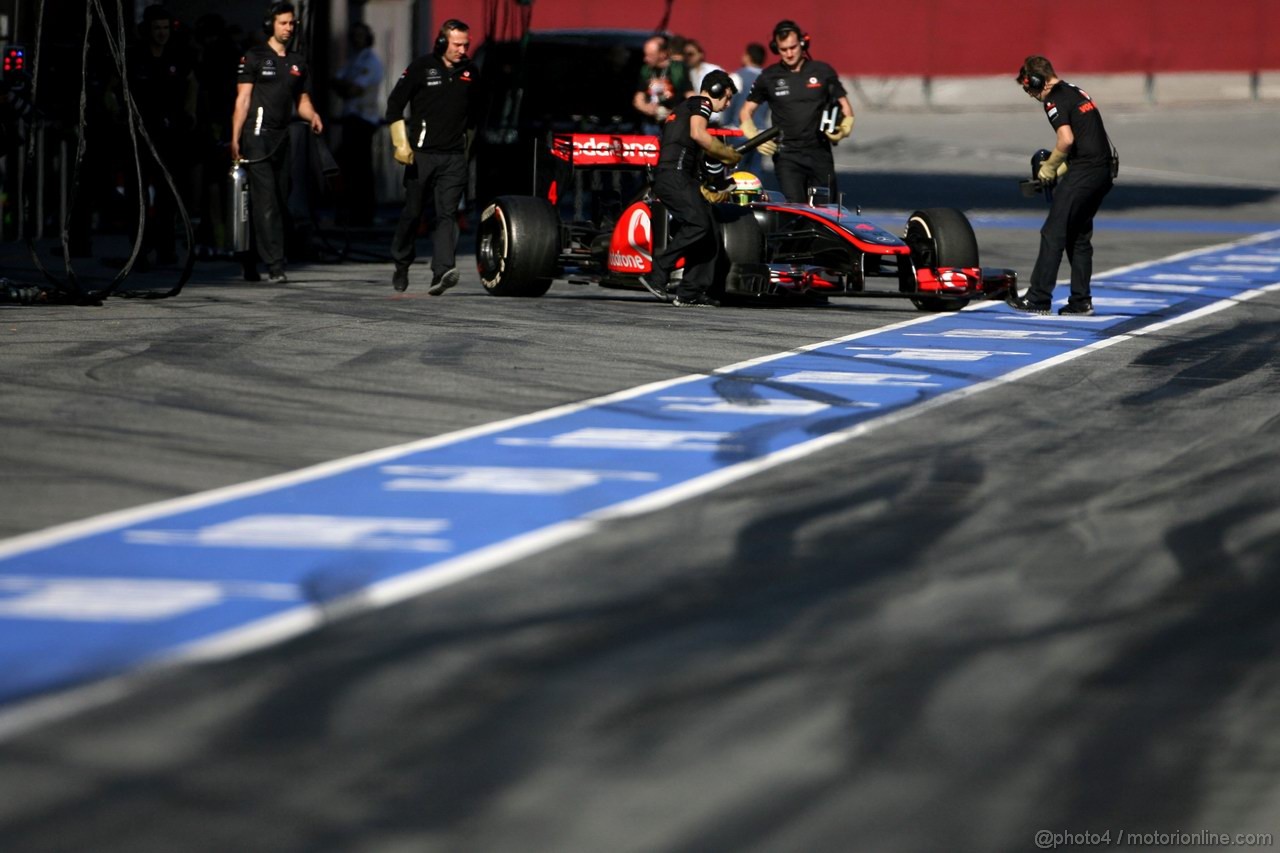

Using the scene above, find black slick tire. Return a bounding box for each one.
[478,196,560,297]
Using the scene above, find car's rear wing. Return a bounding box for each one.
[549,128,748,169]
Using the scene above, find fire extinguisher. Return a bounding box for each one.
[229,160,250,253]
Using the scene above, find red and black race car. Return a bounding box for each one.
[476,130,1015,310]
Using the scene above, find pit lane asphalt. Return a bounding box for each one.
[1,104,1279,852]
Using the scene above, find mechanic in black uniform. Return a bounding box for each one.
[1008,55,1115,316]
[385,18,478,295]
[641,70,741,308]
[231,2,324,283]
[738,20,854,204]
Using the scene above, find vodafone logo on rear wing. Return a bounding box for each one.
[552,134,660,166]
[550,129,744,167]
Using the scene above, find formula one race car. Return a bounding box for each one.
[476,130,1015,310]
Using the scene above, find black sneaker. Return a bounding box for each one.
[241,256,261,282]
[672,294,720,308]
[1007,295,1050,315]
[637,273,669,302]
[427,266,460,296]
[267,267,288,284]
[1058,301,1094,316]
[392,267,410,292]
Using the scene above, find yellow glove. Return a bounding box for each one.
[389,119,415,166]
[825,114,855,143]
[706,137,742,166]
[700,186,731,204]
[1037,148,1066,183]
[741,116,777,157]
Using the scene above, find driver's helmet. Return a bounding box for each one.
[730,171,763,206]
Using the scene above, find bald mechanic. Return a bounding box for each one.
[386,19,478,295]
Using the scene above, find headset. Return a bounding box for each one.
[434,18,468,56]
[701,70,735,100]
[1018,68,1045,93]
[262,1,294,37]
[1017,57,1049,93]
[769,20,810,55]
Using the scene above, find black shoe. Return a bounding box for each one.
[637,273,669,302]
[392,267,410,292]
[241,256,261,282]
[1058,301,1094,316]
[1007,295,1050,315]
[672,294,720,308]
[427,266,460,296]
[267,267,287,284]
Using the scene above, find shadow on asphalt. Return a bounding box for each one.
[837,171,1279,214]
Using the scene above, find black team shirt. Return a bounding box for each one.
[385,54,478,154]
[747,58,845,150]
[657,95,713,175]
[1043,81,1111,175]
[237,45,310,157]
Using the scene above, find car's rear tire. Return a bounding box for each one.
[905,208,978,311]
[478,196,560,297]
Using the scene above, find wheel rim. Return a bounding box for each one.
[906,216,937,268]
[478,205,508,285]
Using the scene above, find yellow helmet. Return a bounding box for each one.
[731,171,763,206]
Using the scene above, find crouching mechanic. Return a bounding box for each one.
[1007,54,1115,316]
[641,70,742,307]
[385,18,478,294]
[739,19,854,204]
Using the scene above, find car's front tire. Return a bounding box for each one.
[905,208,978,312]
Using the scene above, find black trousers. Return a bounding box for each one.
[1025,171,1113,308]
[245,140,292,271]
[773,145,836,204]
[391,152,468,273]
[652,169,718,301]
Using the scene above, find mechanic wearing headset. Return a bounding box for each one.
[231,1,324,284]
[640,70,742,308]
[738,20,854,204]
[385,18,478,294]
[1008,55,1115,316]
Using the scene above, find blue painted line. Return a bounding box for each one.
[2,230,1280,729]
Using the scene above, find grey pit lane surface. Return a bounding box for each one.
[2,105,1280,851]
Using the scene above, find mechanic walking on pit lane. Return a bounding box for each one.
[1008,55,1116,316]
[641,70,742,308]
[738,20,854,204]
[231,1,325,284]
[386,18,478,294]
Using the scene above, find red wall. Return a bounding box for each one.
[434,0,1280,76]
